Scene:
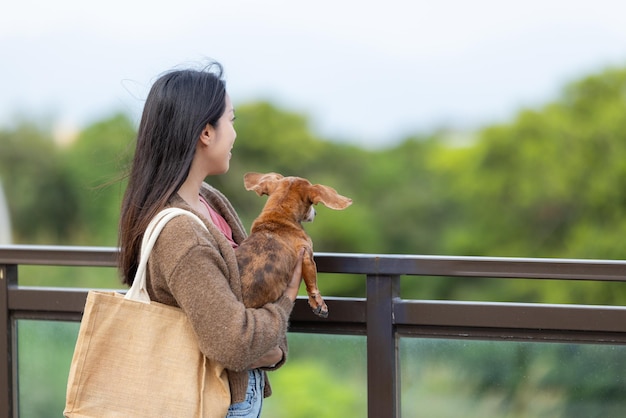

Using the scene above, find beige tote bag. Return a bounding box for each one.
[64,208,230,418]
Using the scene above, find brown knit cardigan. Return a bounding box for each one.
[145,182,294,404]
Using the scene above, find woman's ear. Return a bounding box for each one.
[199,123,214,146]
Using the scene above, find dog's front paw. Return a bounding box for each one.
[313,303,329,318]
[308,291,329,318]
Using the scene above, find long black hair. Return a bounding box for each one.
[119,62,227,284]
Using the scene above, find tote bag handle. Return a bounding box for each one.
[125,207,208,303]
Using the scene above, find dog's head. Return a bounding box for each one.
[243,172,352,223]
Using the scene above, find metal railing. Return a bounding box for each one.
[2,245,626,417]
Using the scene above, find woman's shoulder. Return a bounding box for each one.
[150,208,229,268]
[155,196,217,246]
[156,214,208,251]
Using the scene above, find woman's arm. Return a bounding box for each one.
[149,217,298,371]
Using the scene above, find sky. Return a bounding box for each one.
[2,0,626,147]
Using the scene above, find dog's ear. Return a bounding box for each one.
[243,172,284,196]
[309,184,353,210]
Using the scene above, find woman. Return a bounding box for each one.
[118,62,303,417]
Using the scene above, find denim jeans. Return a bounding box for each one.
[226,369,265,418]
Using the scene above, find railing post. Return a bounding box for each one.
[366,273,400,418]
[1,264,17,418]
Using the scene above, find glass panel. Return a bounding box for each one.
[17,320,80,418]
[400,338,626,417]
[16,325,366,417]
[263,333,367,417]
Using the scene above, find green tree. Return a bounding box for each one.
[0,122,78,243]
[443,68,626,261]
[62,113,135,245]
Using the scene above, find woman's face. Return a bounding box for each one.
[205,94,237,175]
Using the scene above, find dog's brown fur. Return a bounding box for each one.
[236,172,352,318]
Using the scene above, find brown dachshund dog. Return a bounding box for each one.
[236,172,352,318]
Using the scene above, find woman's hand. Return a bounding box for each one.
[284,249,304,303]
[249,346,283,369]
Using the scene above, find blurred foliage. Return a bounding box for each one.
[3,67,626,303]
[0,122,78,243]
[62,113,135,245]
[4,66,626,416]
[17,320,80,418]
[263,334,367,417]
[400,338,626,418]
